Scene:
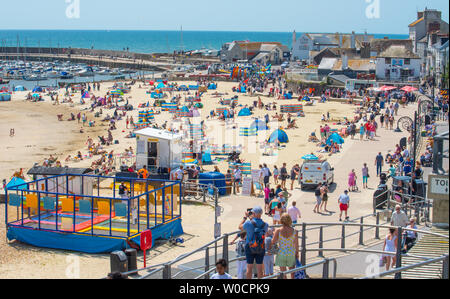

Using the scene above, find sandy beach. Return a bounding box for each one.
[0,79,417,278]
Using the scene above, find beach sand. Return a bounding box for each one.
[0,80,416,278]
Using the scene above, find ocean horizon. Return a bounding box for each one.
[0,30,410,54]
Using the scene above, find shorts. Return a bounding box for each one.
[264,176,270,185]
[339,203,348,211]
[245,245,265,265]
[274,175,279,180]
[363,176,368,184]
[235,178,241,183]
[275,254,296,268]
[316,196,322,205]
[264,197,270,205]
[281,175,287,181]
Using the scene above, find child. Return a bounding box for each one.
[235,231,247,279]
[273,166,279,184]
[264,228,276,277]
[210,259,233,279]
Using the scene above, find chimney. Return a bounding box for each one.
[351,31,356,49]
[342,52,348,70]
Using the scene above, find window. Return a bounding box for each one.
[385,58,391,64]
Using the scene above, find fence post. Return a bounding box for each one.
[394,227,403,279]
[341,225,345,250]
[443,255,449,280]
[204,247,210,279]
[162,264,172,279]
[203,186,206,203]
[318,226,324,257]
[415,203,421,225]
[359,217,364,245]
[301,223,307,266]
[375,213,380,239]
[322,259,330,279]
[222,234,229,269]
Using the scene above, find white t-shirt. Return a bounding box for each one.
[211,273,233,279]
[288,206,301,221]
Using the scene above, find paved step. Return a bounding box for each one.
[386,227,448,279]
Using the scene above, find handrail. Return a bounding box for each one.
[360,255,449,279]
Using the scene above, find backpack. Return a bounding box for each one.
[248,220,266,255]
[236,239,246,257]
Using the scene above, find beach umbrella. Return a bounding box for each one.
[32,86,43,93]
[182,159,198,165]
[301,154,319,161]
[400,86,417,92]
[238,107,252,117]
[157,83,166,89]
[379,85,397,92]
[14,86,25,92]
[326,132,344,146]
[268,129,289,144]
[302,96,311,102]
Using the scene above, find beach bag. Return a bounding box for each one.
[236,239,246,257]
[294,259,307,279]
[248,220,266,255]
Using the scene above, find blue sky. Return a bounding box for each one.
[0,0,448,34]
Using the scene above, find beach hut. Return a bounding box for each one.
[326,132,344,145]
[238,107,252,117]
[199,172,226,196]
[268,129,289,144]
[250,119,269,131]
[0,92,11,101]
[14,86,25,92]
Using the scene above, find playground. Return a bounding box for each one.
[5,173,183,253]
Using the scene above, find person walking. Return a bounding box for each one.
[338,190,350,222]
[375,152,384,177]
[273,166,279,185]
[290,164,300,191]
[231,231,247,279]
[280,163,288,189]
[233,167,242,193]
[270,214,299,279]
[287,201,301,225]
[382,228,397,271]
[391,205,409,228]
[362,163,369,189]
[238,206,269,279]
[313,183,322,213]
[348,169,357,192]
[359,123,365,141]
[319,184,329,212]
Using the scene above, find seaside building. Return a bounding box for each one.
[375,45,421,82]
[291,31,375,63]
[220,41,290,64]
[409,8,449,56]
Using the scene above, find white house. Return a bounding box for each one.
[291,31,374,63]
[376,45,421,81]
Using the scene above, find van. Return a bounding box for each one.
[299,161,334,190]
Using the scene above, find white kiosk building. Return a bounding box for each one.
[135,128,183,173]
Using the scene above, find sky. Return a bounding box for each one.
[0,0,448,34]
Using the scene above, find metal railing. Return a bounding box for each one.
[106,208,448,279]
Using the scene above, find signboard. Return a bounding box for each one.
[440,89,449,100]
[392,59,404,67]
[241,177,253,196]
[140,230,153,268]
[214,223,221,239]
[251,170,261,183]
[428,174,449,200]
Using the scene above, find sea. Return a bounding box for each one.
[0,30,410,54]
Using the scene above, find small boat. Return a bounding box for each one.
[23,74,47,81]
[60,72,74,79]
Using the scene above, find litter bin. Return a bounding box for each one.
[110,251,128,273]
[125,249,138,272]
[373,184,388,210]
